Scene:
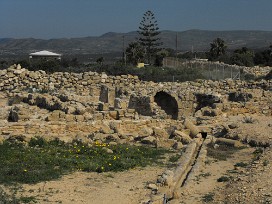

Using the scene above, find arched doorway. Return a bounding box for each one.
[154,91,179,120]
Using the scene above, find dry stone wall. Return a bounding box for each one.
[0,64,271,145]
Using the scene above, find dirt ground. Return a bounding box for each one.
[1,115,271,204]
[3,167,165,204]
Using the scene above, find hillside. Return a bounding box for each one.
[1,30,272,56]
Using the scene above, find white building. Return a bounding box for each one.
[29,50,62,61]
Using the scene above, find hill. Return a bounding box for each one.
[1,30,272,56]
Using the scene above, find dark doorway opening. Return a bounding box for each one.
[200,132,208,139]
[154,91,179,120]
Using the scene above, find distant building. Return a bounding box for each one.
[29,50,62,61]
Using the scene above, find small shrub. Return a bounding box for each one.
[253,147,264,161]
[263,160,269,166]
[242,116,255,123]
[234,162,248,168]
[202,192,215,202]
[217,176,230,182]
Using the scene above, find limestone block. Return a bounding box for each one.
[153,127,169,140]
[141,136,156,145]
[99,124,114,134]
[216,138,244,147]
[138,127,153,137]
[109,111,118,120]
[184,119,200,138]
[173,130,192,144]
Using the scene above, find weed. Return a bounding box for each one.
[242,116,255,123]
[202,192,215,203]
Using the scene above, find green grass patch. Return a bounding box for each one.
[0,137,169,184]
[207,143,245,161]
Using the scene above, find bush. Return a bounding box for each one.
[217,176,230,182]
[202,192,215,202]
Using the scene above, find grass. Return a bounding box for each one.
[169,154,181,163]
[0,137,170,184]
[207,143,245,161]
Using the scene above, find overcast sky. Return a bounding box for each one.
[0,0,272,39]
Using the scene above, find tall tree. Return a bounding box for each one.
[209,38,227,61]
[138,10,162,64]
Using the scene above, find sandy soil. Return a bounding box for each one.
[5,167,165,204]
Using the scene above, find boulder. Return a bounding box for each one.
[184,119,200,137]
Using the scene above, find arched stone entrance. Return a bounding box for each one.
[154,91,179,120]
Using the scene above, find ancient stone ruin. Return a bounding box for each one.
[0,64,271,147]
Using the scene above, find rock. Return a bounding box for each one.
[216,138,244,147]
[184,119,200,137]
[138,127,153,137]
[229,123,239,129]
[147,183,158,190]
[153,127,169,140]
[99,124,114,134]
[173,130,192,144]
[141,136,156,145]
[172,142,183,150]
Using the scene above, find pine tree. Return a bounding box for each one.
[138,10,162,64]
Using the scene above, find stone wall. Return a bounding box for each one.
[0,64,271,145]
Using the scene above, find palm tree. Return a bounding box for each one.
[209,38,227,60]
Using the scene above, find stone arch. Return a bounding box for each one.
[154,91,179,120]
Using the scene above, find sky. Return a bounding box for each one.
[0,0,272,39]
